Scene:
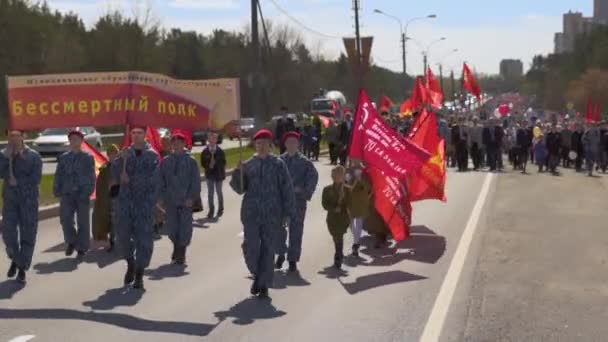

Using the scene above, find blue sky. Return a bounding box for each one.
[46,0,594,74]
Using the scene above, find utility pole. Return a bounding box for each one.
[438,64,444,95]
[450,70,456,101]
[401,32,406,77]
[250,0,263,127]
[353,0,362,88]
[423,53,428,75]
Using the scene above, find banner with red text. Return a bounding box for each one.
[7,72,240,131]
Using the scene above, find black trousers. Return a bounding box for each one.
[332,236,344,264]
[471,143,482,170]
[519,147,529,171]
[312,140,320,160]
[338,145,348,166]
[456,143,469,171]
[328,143,337,164]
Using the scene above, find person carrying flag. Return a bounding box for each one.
[230,129,295,298]
[275,131,318,272]
[1,129,42,284]
[159,133,201,265]
[112,126,160,290]
[53,130,96,261]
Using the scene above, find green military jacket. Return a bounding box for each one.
[321,183,351,237]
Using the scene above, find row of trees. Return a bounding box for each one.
[0,0,412,133]
[523,25,608,115]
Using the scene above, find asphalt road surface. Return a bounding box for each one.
[2,159,607,341]
[40,138,246,175]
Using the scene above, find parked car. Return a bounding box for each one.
[229,117,255,140]
[191,130,223,146]
[32,127,103,157]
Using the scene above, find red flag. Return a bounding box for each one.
[400,99,413,117]
[407,109,447,202]
[81,140,108,200]
[410,76,428,110]
[585,96,593,123]
[349,89,431,179]
[379,95,394,112]
[366,165,412,241]
[170,128,193,150]
[317,115,330,128]
[594,103,601,123]
[463,63,481,100]
[425,68,443,109]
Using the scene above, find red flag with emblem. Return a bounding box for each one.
[407,108,447,202]
[425,68,443,109]
[463,63,481,100]
[81,140,108,200]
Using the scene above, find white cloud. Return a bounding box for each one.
[168,0,239,10]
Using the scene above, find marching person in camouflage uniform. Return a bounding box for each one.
[1,129,43,284]
[275,131,318,272]
[112,126,160,290]
[230,129,295,298]
[54,130,96,261]
[159,133,201,265]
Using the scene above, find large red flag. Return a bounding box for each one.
[400,99,413,117]
[81,140,108,200]
[463,63,481,100]
[585,96,593,123]
[594,102,601,123]
[425,68,443,109]
[349,89,431,179]
[410,76,428,110]
[407,108,447,202]
[366,165,412,241]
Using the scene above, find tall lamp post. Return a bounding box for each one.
[373,9,436,77]
[436,48,459,94]
[422,37,446,74]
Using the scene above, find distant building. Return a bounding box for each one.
[554,32,565,54]
[500,59,524,79]
[595,0,608,24]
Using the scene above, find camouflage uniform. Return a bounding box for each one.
[276,152,318,263]
[0,147,42,271]
[111,144,160,269]
[230,155,295,289]
[321,183,351,266]
[54,151,96,253]
[160,152,201,248]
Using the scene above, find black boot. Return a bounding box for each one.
[7,261,17,278]
[217,207,224,217]
[124,259,135,286]
[76,251,86,263]
[176,246,187,265]
[107,239,115,253]
[258,287,269,298]
[275,255,285,270]
[352,244,360,257]
[207,209,214,219]
[250,277,260,295]
[288,261,298,273]
[133,268,145,290]
[16,268,26,284]
[171,243,177,263]
[65,243,75,256]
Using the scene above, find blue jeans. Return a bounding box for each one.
[206,179,224,213]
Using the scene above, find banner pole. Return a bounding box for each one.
[239,134,244,193]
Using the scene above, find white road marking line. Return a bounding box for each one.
[8,335,36,342]
[419,173,494,342]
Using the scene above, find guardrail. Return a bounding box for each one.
[0,133,124,147]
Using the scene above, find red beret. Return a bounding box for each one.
[68,130,84,139]
[282,131,300,143]
[253,129,273,141]
[171,133,187,142]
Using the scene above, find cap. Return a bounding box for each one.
[171,133,187,142]
[68,130,84,139]
[253,129,273,141]
[282,131,300,143]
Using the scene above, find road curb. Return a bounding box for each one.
[8,149,329,222]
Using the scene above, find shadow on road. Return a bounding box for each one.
[33,257,78,274]
[83,248,122,269]
[42,242,66,253]
[214,297,286,325]
[83,287,144,310]
[337,270,427,295]
[145,264,189,280]
[193,217,217,229]
[0,308,215,337]
[0,280,26,300]
[318,266,348,279]
[359,225,446,267]
[271,270,311,289]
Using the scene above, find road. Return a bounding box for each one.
[2,159,608,341]
[40,138,246,175]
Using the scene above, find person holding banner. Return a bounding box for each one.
[112,126,160,290]
[93,144,120,251]
[53,130,96,261]
[1,129,43,284]
[230,129,295,298]
[160,133,201,265]
[275,131,318,272]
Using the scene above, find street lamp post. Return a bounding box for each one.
[436,49,459,94]
[373,10,436,77]
[422,37,446,74]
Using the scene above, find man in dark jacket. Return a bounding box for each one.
[452,117,468,172]
[201,132,226,219]
[275,106,296,154]
[546,123,561,174]
[338,113,353,166]
[516,121,533,173]
[571,124,585,172]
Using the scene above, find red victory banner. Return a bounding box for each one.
[7,72,240,132]
[81,140,108,200]
[349,89,431,179]
[462,63,481,100]
[407,108,447,202]
[366,165,413,241]
[425,67,443,109]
